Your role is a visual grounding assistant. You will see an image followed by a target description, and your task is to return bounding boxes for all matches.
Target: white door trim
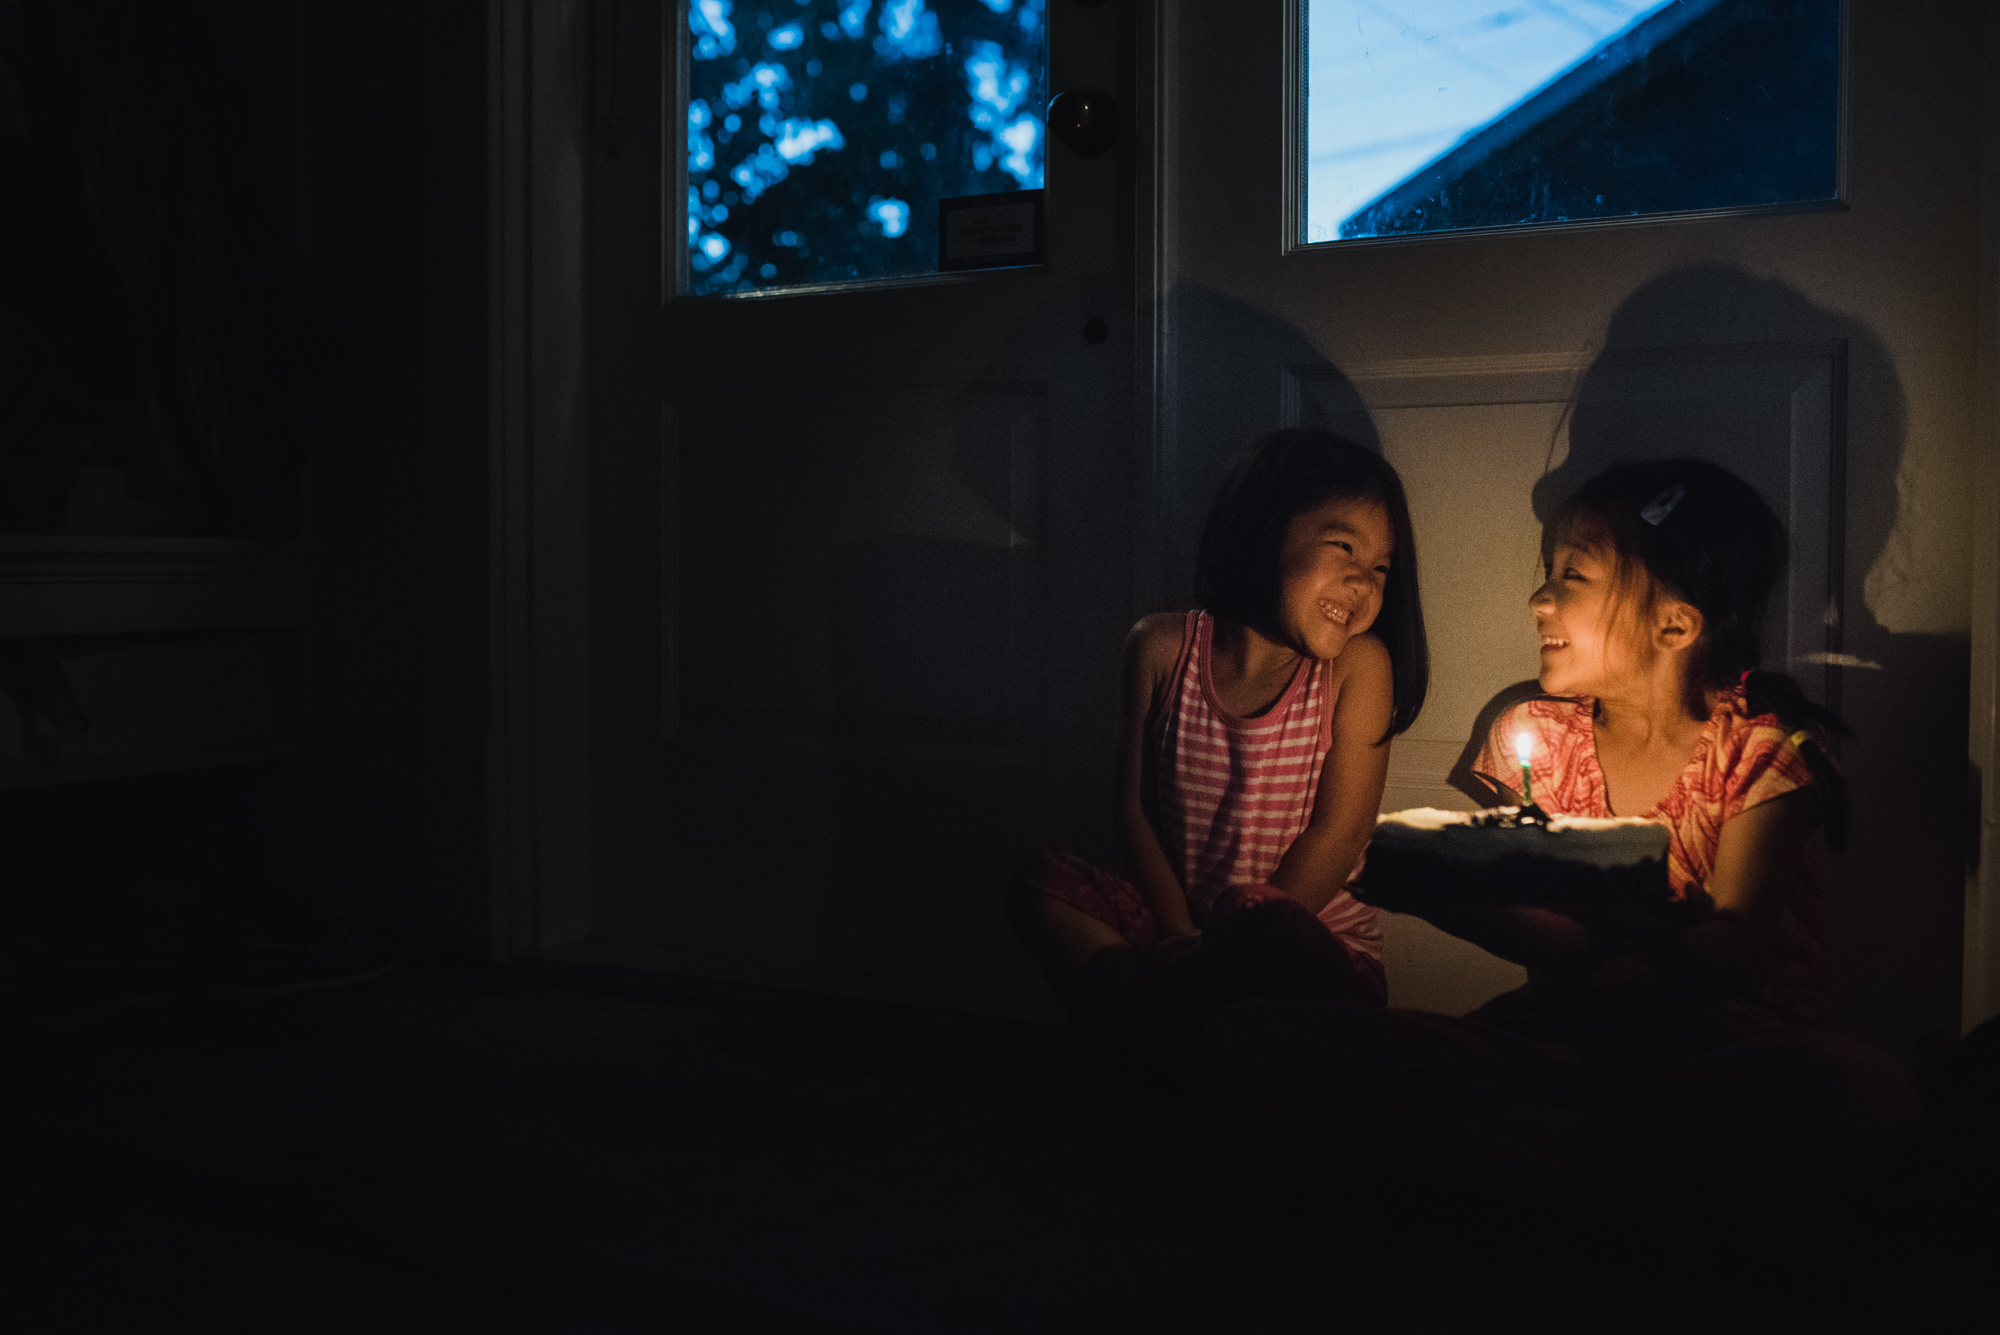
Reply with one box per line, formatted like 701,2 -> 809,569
1134,0 -> 1179,613
488,0 -> 594,959
1965,11 -> 2000,1035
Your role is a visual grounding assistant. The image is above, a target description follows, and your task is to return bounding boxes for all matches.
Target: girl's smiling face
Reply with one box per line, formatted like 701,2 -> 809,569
1532,522 -> 1648,697
1274,496 -> 1393,660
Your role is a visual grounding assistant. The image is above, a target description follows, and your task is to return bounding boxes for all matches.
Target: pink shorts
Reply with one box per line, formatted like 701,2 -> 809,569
1015,850 -> 1386,1007
1017,850 -> 1165,947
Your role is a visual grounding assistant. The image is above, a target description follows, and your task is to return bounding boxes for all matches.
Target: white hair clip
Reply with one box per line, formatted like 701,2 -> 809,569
1640,484 -> 1686,525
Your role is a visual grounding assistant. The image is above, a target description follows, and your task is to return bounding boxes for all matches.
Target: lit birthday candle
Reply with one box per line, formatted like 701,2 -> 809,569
1515,731 -> 1535,808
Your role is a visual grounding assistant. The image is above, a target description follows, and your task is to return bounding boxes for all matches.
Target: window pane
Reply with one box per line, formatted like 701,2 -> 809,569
686,1 -> 1048,295
1304,0 -> 1839,244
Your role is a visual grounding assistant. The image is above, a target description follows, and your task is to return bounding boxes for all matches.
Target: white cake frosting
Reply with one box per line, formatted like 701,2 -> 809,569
1372,807 -> 1670,870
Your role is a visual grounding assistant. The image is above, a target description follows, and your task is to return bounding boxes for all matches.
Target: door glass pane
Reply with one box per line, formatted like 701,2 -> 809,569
1303,0 -> 1839,244
686,1 -> 1048,295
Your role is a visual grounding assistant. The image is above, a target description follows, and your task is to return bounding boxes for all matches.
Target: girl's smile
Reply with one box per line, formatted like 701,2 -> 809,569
1277,496 -> 1392,660
1531,530 -> 1627,698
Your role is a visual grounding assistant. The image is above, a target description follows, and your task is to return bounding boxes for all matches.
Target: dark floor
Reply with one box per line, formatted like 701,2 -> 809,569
5,958 -> 1993,1333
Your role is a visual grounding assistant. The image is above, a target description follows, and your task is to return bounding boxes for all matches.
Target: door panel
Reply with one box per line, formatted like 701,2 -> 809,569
576,1 -> 1134,1022
671,384 -> 1043,742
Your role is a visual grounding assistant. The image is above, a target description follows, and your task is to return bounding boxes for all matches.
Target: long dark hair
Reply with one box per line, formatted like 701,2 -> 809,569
1546,458 -> 1850,848
1194,429 -> 1429,739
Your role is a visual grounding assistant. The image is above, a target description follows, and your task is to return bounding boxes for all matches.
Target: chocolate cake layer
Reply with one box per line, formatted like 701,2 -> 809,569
1356,807 -> 1675,918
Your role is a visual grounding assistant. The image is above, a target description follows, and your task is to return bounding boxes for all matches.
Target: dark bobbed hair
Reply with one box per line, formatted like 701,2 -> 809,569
1546,458 -> 1850,847
1194,429 -> 1429,738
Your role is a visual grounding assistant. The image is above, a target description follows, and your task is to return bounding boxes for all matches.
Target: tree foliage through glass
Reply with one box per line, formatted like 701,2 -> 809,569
687,1 -> 1047,295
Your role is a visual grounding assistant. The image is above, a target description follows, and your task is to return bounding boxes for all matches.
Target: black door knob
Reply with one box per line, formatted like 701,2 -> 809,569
1047,89 -> 1122,159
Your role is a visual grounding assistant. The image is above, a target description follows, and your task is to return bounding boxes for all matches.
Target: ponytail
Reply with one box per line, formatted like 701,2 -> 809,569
1742,669 -> 1850,852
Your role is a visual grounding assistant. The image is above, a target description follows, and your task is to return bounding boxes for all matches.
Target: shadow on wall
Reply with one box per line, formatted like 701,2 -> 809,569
810,280 -> 1383,1012
1159,284 -> 1383,607
1457,265 -> 1962,1056
808,279 -> 1377,768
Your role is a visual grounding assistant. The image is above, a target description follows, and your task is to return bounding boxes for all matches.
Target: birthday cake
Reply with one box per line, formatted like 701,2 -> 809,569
1354,807 -> 1674,917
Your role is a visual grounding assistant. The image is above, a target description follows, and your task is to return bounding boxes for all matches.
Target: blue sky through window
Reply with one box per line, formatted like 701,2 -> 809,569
1305,0 -> 1674,241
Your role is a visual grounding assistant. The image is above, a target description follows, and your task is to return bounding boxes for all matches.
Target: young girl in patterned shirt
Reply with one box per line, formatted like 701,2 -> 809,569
1203,458 -> 1913,1238
1008,430 -> 1430,1056
1457,456 -> 1849,1022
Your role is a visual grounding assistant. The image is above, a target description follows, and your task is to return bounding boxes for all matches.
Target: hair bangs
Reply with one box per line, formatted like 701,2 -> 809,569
1196,429 -> 1429,738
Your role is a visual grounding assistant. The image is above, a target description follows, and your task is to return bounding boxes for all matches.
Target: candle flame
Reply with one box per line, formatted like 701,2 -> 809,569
1515,731 -> 1533,766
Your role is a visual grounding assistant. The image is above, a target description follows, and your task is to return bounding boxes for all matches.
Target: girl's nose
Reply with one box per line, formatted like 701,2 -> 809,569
1529,582 -> 1555,610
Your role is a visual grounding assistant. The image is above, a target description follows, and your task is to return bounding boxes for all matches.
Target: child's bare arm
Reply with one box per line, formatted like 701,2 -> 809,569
1401,901 -> 1604,974
1269,633 -> 1393,915
1116,616 -> 1199,940
1403,788 -> 1814,980
1655,788 -> 1813,990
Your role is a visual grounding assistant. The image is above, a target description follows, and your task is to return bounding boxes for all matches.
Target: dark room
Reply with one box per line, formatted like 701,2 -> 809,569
3,1 -> 1997,1329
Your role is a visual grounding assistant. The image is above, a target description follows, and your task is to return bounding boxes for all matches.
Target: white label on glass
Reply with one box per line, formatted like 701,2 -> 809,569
944,203 -> 1037,261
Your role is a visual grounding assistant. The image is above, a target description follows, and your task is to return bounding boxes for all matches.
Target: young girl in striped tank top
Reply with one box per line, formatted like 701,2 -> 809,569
1009,430 -> 1430,1052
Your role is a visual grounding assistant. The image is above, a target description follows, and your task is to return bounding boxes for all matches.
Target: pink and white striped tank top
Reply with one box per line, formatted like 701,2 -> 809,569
1152,610 -> 1382,965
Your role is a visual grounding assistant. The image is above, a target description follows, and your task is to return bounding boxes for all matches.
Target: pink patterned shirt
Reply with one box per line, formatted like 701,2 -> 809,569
1475,687 -> 1826,1022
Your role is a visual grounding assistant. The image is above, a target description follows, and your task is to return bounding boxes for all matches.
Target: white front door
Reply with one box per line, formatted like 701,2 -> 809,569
552,1 -> 1138,1021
